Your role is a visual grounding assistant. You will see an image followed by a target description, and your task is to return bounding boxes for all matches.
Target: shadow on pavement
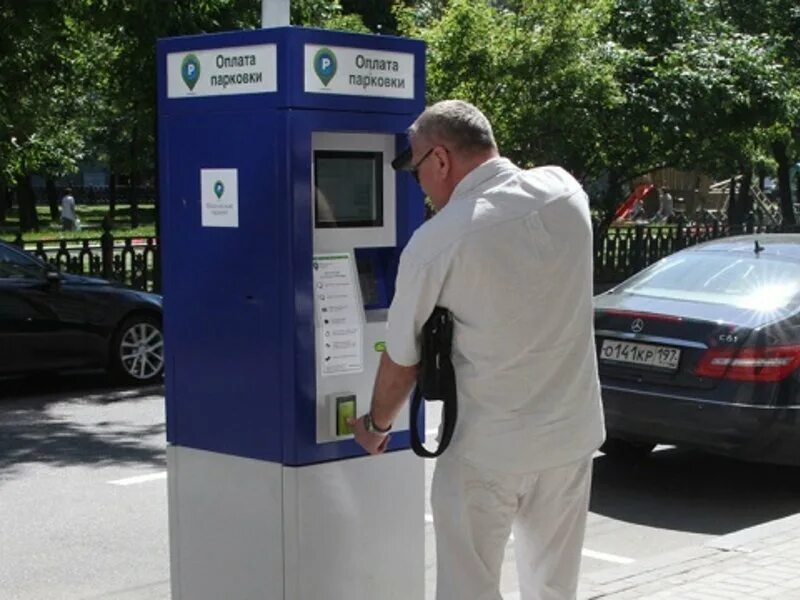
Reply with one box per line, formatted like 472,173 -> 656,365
590,447 -> 800,536
0,371 -> 162,402
0,372 -> 165,481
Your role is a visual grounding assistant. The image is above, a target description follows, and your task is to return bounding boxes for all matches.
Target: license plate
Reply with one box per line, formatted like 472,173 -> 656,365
600,339 -> 681,371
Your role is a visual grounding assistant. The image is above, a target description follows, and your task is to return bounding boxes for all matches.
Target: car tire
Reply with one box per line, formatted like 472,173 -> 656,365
600,437 -> 655,460
110,314 -> 164,385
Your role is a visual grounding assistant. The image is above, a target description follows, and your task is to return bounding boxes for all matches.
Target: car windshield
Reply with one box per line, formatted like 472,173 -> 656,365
0,245 -> 46,280
616,251 -> 800,311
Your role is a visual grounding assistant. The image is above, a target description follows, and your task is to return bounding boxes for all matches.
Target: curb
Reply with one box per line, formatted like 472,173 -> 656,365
579,513 -> 800,599
705,512 -> 800,552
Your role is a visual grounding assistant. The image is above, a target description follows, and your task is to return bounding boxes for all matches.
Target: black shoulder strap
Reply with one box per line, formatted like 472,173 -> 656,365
410,386 -> 457,458
409,306 -> 457,458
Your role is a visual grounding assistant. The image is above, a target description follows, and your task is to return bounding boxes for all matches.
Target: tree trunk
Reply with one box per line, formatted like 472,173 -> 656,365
17,175 -> 39,232
109,172 -> 117,217
726,173 -> 737,225
595,170 -> 622,238
129,127 -> 140,229
130,170 -> 140,229
737,166 -> 753,227
795,169 -> 800,208
153,98 -> 161,242
773,141 -> 795,225
0,183 -> 8,224
46,178 -> 59,222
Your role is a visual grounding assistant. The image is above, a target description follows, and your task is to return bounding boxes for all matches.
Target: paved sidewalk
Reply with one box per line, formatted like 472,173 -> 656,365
578,513 -> 800,599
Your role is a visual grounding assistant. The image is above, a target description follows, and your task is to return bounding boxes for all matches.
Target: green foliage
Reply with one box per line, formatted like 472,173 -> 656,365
2,0 -> 799,223
340,0 -> 400,34
0,2 -> 92,184
603,0 -> 796,179
402,0 -> 623,179
0,0 -> 370,192
395,0 -> 800,216
293,0 -> 370,32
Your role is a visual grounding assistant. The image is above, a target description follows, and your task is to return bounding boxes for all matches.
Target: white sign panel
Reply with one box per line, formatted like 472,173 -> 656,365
304,45 -> 414,99
167,44 -> 277,98
313,254 -> 364,376
201,169 -> 239,228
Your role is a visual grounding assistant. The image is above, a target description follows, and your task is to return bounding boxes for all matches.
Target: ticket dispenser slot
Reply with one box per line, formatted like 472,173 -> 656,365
355,247 -> 396,310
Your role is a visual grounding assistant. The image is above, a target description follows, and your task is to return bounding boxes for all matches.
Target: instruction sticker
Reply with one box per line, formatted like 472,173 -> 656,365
313,254 -> 364,376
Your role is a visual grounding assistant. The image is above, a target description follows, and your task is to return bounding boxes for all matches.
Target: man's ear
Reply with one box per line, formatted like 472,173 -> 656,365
434,146 -> 450,178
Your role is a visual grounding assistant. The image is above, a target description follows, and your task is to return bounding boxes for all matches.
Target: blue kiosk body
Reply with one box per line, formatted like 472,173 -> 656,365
157,27 -> 425,600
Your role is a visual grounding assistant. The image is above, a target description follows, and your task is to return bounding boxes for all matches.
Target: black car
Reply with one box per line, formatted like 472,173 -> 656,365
0,240 -> 163,384
594,234 -> 800,466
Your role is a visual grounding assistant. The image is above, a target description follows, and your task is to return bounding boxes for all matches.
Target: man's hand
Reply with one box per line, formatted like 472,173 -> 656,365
348,416 -> 391,455
348,352 -> 417,456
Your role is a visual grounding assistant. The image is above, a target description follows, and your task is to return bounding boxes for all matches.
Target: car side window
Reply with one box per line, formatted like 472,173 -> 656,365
0,245 -> 45,280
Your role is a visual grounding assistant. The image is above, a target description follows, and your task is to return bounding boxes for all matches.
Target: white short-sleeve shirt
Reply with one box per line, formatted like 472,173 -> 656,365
61,195 -> 76,221
386,158 -> 605,474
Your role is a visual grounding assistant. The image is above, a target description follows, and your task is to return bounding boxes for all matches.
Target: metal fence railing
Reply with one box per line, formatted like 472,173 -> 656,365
10,213 -> 797,296
594,215 -> 800,287
12,223 -> 160,293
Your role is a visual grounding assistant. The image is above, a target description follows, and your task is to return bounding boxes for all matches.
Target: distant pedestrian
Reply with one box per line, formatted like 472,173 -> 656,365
628,196 -> 646,220
652,187 -> 674,223
61,188 -> 77,231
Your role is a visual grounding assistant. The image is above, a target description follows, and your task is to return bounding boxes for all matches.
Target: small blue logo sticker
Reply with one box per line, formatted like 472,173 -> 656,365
314,48 -> 337,86
181,54 -> 200,90
214,180 -> 225,199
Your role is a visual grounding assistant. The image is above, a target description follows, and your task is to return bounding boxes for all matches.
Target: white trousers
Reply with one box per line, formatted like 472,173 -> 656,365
431,454 -> 593,600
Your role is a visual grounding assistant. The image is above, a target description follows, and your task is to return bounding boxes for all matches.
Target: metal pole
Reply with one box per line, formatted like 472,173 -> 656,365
262,0 -> 290,28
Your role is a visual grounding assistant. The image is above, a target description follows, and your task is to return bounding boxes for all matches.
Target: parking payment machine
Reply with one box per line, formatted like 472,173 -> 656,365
157,27 -> 426,600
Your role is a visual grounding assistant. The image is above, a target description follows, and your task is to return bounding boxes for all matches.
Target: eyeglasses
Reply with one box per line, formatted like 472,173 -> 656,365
410,147 -> 435,183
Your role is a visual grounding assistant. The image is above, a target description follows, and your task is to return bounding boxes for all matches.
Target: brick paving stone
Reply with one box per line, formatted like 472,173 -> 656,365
681,591 -> 735,600
684,567 -> 720,579
756,586 -> 793,599
580,514 -> 800,600
739,570 -> 794,586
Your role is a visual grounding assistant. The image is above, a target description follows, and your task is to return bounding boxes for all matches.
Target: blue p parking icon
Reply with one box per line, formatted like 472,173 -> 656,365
181,54 -> 200,90
314,48 -> 337,86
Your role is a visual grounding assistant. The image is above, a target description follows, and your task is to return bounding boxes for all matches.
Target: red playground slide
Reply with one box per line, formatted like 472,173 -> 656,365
613,183 -> 654,221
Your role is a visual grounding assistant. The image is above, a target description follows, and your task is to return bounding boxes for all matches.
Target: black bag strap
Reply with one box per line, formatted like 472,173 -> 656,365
410,386 -> 457,458
409,307 -> 457,458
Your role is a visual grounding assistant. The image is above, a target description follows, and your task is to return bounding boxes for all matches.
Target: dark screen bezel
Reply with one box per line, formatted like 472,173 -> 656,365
314,150 -> 384,229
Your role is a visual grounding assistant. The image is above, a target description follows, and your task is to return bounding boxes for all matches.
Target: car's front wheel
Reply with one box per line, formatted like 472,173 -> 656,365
111,314 -> 164,385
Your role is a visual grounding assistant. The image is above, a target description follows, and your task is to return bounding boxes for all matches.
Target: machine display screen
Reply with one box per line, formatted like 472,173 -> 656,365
314,151 -> 383,228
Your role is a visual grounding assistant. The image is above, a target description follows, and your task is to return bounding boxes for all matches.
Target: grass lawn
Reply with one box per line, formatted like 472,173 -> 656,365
0,204 -> 157,242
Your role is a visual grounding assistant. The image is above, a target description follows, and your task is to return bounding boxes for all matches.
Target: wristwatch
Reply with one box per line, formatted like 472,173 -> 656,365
363,412 -> 392,434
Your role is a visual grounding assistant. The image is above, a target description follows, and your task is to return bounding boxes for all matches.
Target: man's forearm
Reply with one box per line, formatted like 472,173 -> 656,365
369,351 -> 418,429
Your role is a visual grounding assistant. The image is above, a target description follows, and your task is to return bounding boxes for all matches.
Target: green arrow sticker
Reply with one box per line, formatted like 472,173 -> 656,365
213,180 -> 225,199
314,48 -> 337,86
181,54 -> 200,91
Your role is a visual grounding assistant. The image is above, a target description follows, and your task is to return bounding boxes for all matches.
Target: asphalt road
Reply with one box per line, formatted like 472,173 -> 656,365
2,375 -> 799,600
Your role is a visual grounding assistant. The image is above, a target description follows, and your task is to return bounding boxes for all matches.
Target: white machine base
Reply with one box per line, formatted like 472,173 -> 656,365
168,445 -> 425,600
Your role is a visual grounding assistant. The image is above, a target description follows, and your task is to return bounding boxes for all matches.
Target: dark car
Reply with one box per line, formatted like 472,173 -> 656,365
594,234 -> 800,466
0,240 -> 163,384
